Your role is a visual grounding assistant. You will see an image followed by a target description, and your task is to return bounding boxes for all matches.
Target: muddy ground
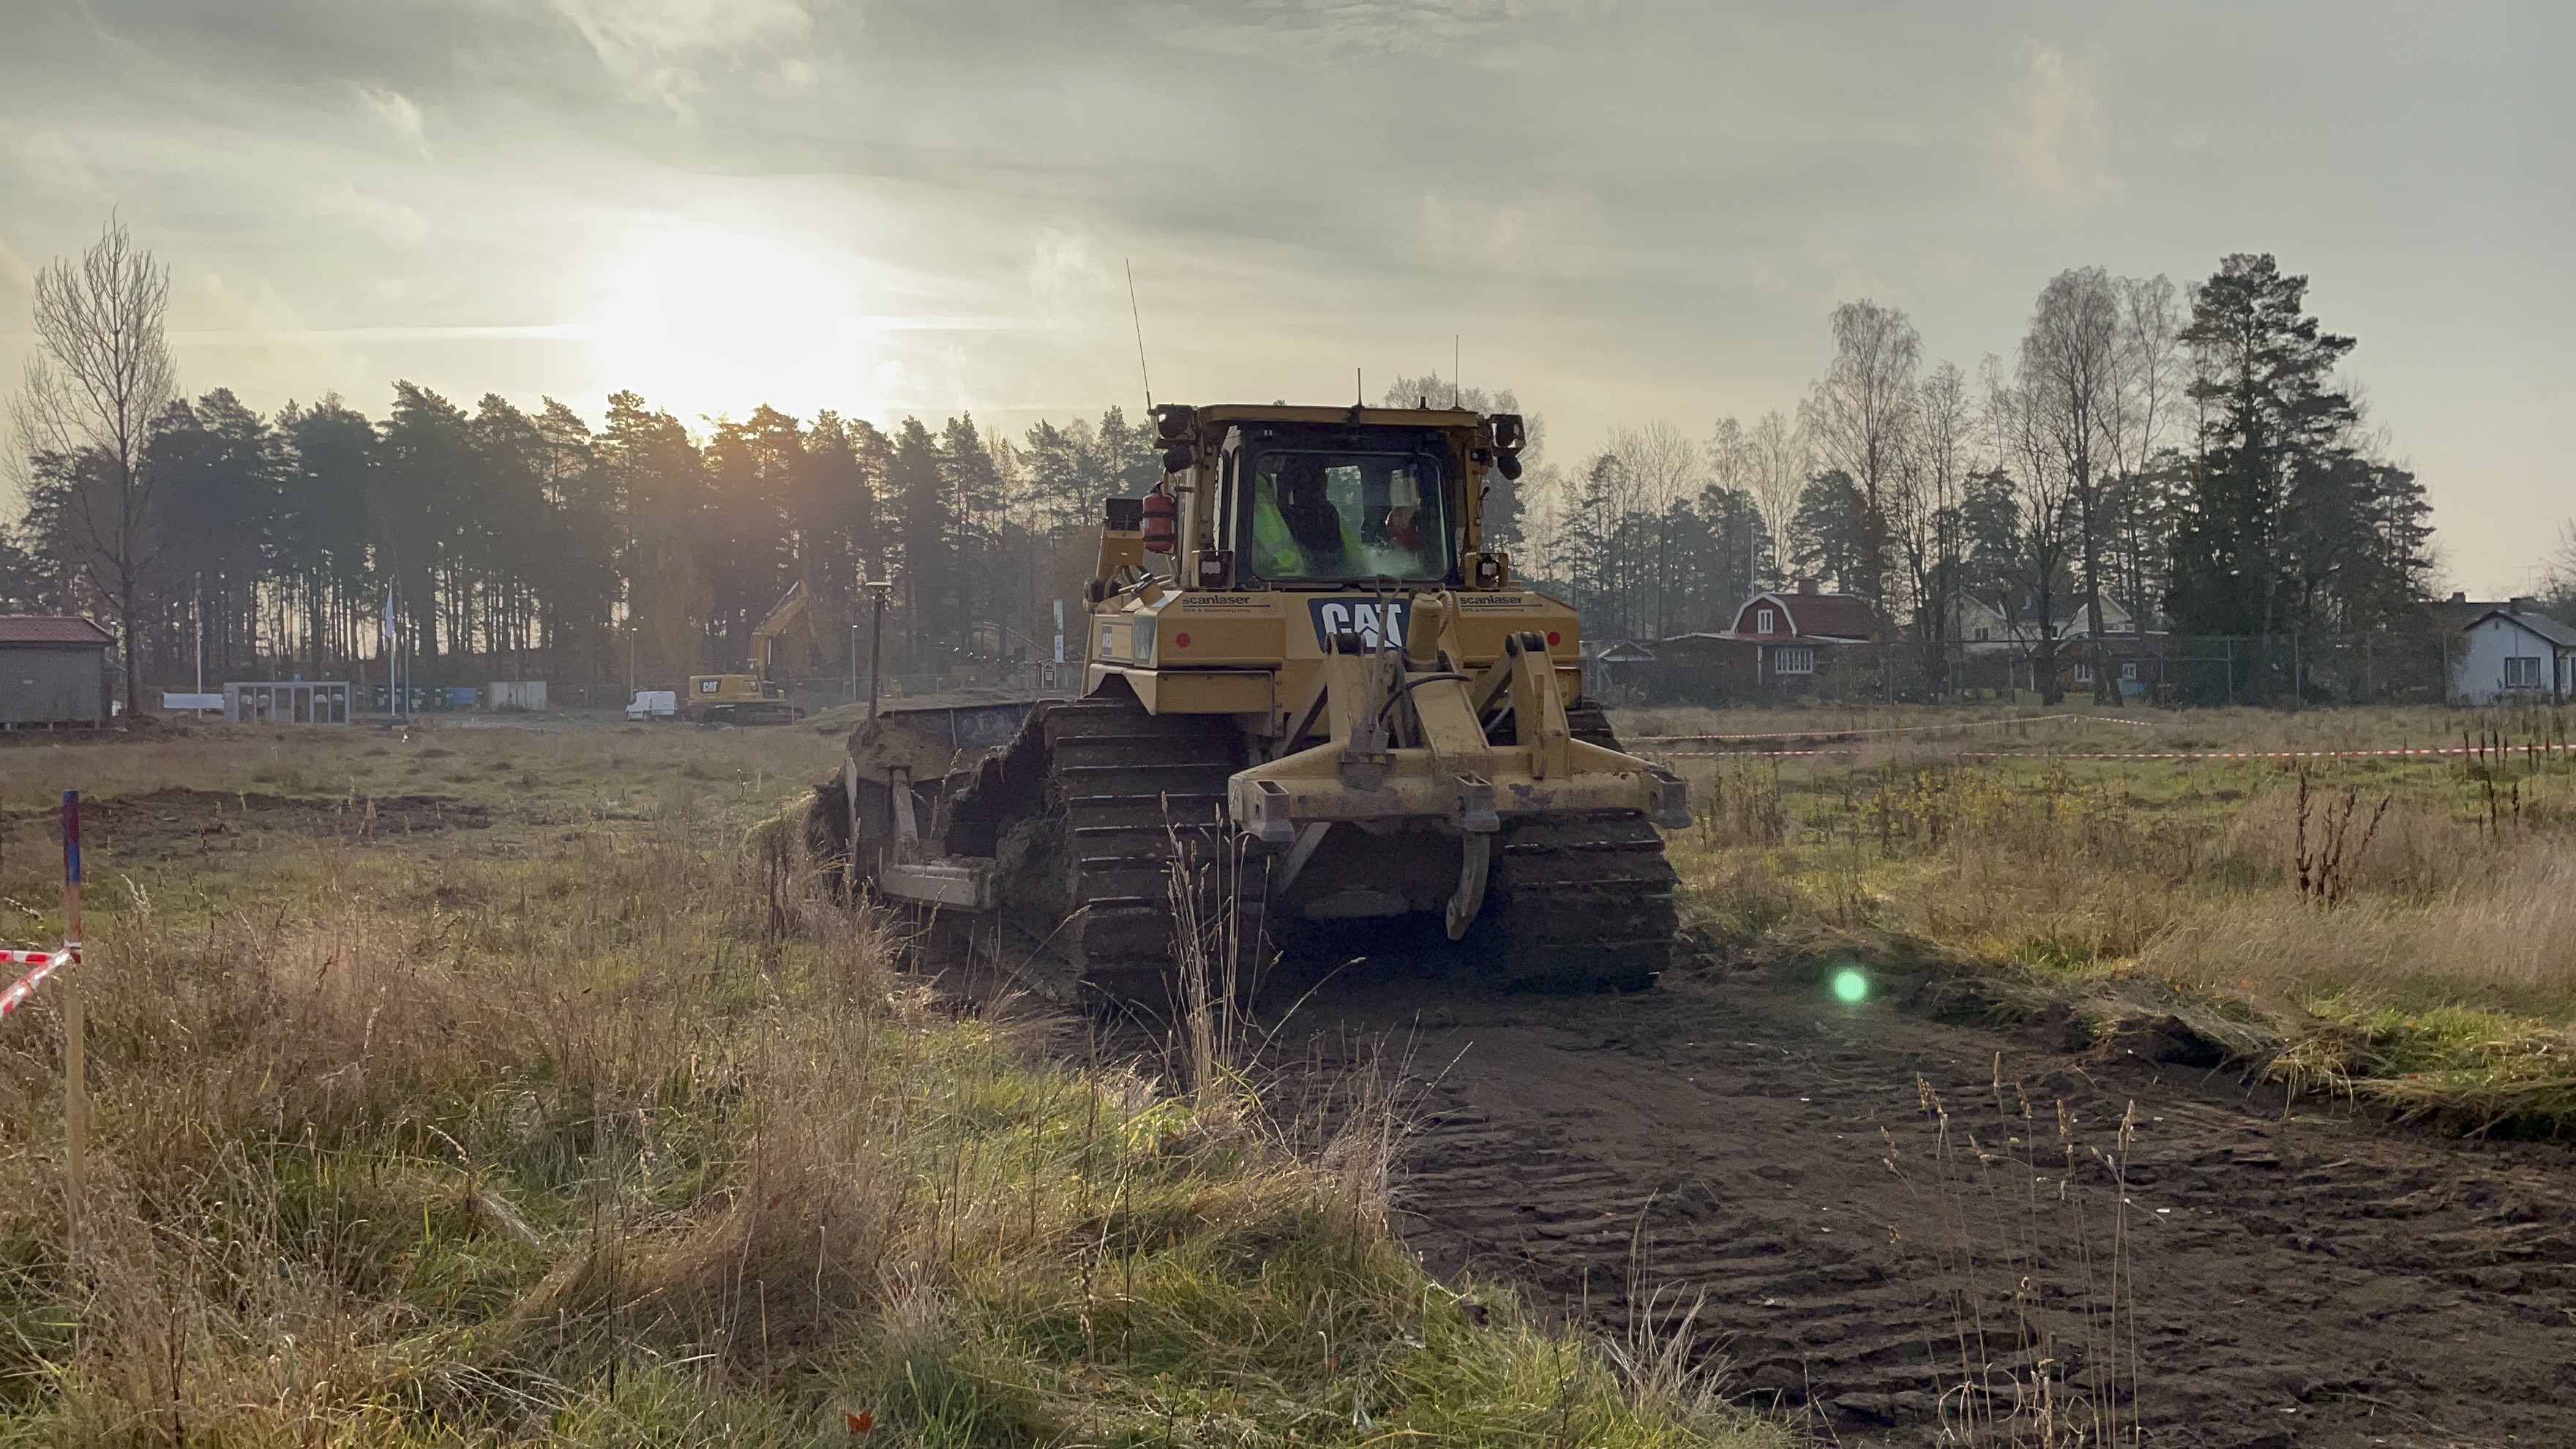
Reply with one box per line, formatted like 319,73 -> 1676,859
1261,961 -> 2576,1448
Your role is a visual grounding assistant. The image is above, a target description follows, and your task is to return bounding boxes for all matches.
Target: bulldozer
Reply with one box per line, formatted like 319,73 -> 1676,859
806,402 -> 1688,995
686,581 -> 813,725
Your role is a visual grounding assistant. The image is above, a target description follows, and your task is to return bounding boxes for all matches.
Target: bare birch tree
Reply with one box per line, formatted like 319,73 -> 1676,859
1745,409 -> 1806,586
1800,301 -> 1919,616
2108,274 -> 2185,628
1983,353 -> 2081,704
12,220 -> 176,717
2021,268 -> 2122,700
1897,360 -> 1977,694
1707,415 -> 1762,595
1603,420 -> 1703,639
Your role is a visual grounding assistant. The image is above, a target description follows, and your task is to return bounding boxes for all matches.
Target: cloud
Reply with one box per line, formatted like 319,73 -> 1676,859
0,126 -> 114,207
168,268 -> 370,393
312,182 -> 427,244
1025,226 -> 1109,307
353,83 -> 430,155
1156,0 -> 1603,59
2007,38 -> 2111,203
1419,192 -> 1534,274
548,0 -> 823,111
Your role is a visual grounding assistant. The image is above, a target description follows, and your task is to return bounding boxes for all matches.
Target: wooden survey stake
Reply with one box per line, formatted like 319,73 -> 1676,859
61,790 -> 81,1257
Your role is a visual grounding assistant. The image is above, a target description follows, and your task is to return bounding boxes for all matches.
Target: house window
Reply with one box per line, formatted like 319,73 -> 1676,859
2073,659 -> 2093,684
1756,607 -> 1775,634
1974,626 -> 1990,642
2505,656 -> 2542,689
1773,647 -> 1815,675
2121,662 -> 2138,681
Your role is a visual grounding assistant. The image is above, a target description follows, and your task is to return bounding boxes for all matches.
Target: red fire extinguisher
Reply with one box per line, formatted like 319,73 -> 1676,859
1141,488 -> 1176,555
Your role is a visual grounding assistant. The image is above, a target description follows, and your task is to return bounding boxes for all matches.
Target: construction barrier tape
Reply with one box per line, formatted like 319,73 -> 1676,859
1643,742 -> 2576,761
1630,713 -> 2157,744
0,948 -> 75,1020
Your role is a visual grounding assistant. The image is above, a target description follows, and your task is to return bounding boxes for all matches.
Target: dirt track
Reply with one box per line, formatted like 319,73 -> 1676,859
1267,961 -> 2576,1448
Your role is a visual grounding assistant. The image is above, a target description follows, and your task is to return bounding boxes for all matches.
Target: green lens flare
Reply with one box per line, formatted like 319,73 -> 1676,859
1831,968 -> 1868,1004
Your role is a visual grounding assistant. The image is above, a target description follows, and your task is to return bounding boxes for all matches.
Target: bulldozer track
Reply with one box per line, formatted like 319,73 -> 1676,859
921,691 -> 1680,997
1021,686 -> 1243,997
1457,702 -> 1679,992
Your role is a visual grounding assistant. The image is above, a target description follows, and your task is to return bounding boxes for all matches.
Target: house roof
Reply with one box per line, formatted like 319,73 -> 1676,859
1771,592 -> 1876,640
2429,596 -> 2549,632
2468,607 -> 2576,650
0,617 -> 112,647
1959,591 -> 2138,627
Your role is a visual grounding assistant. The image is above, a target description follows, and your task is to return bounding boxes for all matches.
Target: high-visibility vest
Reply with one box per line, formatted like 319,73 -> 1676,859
1250,476 -> 1360,577
1251,479 -> 1305,575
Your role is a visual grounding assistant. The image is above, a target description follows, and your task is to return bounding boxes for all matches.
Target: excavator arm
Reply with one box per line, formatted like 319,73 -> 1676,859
749,581 -> 812,681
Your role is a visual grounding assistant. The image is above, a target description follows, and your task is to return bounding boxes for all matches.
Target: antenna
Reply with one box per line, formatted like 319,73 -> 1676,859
1355,367 -> 1363,406
1125,258 -> 1153,412
1453,334 -> 1461,408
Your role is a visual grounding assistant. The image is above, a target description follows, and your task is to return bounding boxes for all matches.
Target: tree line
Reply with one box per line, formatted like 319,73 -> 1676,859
7,224 -> 1167,712
1508,253 -> 2438,703
8,224 -> 2446,714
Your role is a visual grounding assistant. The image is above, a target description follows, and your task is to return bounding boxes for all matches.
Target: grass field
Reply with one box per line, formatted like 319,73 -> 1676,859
0,719 -> 1783,1448
1624,701 -> 2576,1135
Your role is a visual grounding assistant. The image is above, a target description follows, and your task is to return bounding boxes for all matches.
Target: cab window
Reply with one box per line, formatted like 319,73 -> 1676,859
1242,449 -> 1450,583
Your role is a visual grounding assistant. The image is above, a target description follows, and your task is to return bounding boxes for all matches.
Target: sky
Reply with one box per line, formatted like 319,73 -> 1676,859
1,0 -> 2568,593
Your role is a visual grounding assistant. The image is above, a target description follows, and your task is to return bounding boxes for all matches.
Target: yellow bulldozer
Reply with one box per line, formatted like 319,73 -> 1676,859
685,581 -> 813,725
806,402 -> 1688,993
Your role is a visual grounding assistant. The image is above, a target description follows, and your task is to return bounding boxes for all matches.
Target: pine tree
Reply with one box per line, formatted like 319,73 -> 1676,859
888,418 -> 948,671
2168,255 -> 2358,636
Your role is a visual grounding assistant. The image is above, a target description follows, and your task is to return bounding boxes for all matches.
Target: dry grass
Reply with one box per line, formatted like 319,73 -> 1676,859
0,719 -> 1785,1446
1641,704 -> 2576,1135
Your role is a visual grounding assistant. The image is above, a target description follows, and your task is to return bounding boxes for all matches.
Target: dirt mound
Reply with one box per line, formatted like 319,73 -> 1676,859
1271,965 -> 2576,1447
40,787 -> 492,858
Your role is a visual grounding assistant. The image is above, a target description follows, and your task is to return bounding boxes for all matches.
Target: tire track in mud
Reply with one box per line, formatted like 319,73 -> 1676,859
1272,967 -> 2576,1448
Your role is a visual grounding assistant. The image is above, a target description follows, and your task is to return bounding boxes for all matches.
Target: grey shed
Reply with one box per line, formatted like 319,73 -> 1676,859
0,618 -> 115,728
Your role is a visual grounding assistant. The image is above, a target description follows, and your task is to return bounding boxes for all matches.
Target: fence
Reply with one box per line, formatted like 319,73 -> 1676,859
1601,629 -> 2452,709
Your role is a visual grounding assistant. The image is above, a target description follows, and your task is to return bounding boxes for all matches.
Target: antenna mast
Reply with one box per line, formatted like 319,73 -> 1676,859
1125,259 -> 1153,412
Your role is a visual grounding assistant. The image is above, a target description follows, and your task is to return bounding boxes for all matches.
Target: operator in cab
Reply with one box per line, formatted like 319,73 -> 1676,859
1248,452 -> 1443,581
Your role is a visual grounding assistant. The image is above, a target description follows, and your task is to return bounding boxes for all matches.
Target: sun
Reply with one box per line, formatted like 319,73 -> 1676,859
595,229 -> 869,419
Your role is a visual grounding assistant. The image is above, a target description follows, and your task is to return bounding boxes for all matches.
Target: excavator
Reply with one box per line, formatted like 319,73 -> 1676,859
685,581 -> 813,725
806,402 -> 1688,995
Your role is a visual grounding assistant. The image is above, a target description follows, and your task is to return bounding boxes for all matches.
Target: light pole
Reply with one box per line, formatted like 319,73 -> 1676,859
865,578 -> 893,722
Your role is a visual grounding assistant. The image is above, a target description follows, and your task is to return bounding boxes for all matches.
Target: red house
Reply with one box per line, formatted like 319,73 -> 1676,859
1642,581 -> 1878,698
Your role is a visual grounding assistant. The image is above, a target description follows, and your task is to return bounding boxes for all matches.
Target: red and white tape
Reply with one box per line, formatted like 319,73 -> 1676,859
1630,713 -> 2156,744
0,948 -> 75,1019
1644,742 -> 2576,762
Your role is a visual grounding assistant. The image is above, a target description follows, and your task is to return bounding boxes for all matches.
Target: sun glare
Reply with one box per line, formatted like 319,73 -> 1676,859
596,229 -> 869,419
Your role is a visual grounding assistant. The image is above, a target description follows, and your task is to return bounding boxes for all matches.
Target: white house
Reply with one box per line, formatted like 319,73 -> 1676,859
2444,599 -> 2576,705
1951,591 -> 2144,655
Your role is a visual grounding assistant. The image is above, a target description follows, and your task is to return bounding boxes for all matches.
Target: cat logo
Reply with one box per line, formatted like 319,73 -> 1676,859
1306,598 -> 1409,651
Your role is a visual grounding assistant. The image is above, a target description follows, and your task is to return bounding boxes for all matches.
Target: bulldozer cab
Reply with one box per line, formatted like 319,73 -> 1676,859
1230,425 -> 1456,585
1156,404 -> 1513,594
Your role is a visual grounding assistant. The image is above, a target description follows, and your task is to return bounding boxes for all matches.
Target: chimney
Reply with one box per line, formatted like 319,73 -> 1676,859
1796,577 -> 1819,596
2451,591 -> 2468,604
2512,596 -> 2536,615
